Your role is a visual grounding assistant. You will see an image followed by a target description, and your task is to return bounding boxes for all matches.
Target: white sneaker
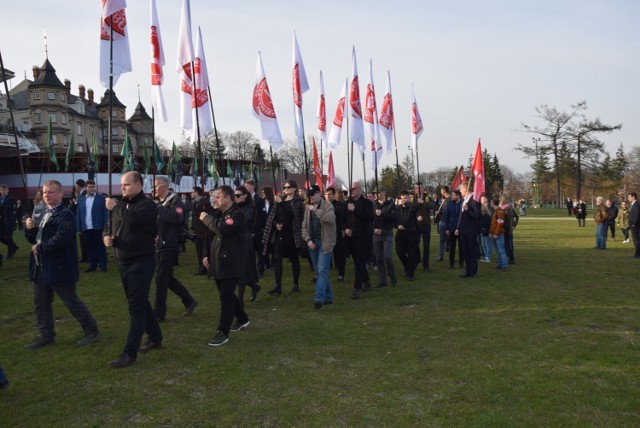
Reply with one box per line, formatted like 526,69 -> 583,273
623,239 -> 629,243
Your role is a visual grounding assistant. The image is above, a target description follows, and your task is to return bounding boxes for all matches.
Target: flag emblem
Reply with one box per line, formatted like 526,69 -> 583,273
253,78 -> 276,118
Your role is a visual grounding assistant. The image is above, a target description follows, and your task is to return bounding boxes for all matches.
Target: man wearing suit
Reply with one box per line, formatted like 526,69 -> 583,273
457,183 -> 481,278
245,179 -> 266,276
76,180 -> 108,272
628,192 -> 640,259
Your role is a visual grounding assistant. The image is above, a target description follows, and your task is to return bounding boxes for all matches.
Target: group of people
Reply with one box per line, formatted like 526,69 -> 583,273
5,174 -> 640,374
592,193 -> 640,255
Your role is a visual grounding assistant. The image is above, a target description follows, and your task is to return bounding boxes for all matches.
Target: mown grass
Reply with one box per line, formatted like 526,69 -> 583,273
1,208 -> 639,427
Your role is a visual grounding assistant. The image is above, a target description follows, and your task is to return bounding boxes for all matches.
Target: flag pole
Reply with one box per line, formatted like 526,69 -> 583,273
107,15 -> 114,197
0,50 -> 30,209
361,150 -> 367,194
391,116 -> 401,190
374,150 -> 379,195
190,60 -> 205,187
299,116 -> 310,190
270,145 -> 277,194
151,107 -> 157,197
207,85 -> 223,189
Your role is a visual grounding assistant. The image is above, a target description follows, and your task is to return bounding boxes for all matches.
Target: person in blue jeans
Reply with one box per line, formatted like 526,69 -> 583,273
302,185 -> 336,309
490,199 -> 508,271
0,365 -> 8,389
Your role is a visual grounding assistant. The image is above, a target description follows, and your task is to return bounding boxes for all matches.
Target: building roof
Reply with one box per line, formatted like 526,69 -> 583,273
128,101 -> 152,122
7,78 -> 33,110
98,89 -> 126,108
30,59 -> 65,89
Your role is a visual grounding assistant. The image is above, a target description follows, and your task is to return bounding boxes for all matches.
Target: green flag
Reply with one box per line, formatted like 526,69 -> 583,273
154,143 -> 165,173
143,140 -> 151,178
121,133 -> 136,173
191,156 -> 199,178
45,118 -> 59,171
167,141 -> 181,176
65,133 -> 75,172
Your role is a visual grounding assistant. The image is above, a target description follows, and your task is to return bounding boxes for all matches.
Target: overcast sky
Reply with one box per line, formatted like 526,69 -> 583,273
2,0 -> 639,182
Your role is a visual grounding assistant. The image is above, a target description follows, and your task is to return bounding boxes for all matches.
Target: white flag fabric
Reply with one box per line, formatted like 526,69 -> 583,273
100,0 -> 132,88
379,70 -> 394,154
349,47 -> 365,154
192,27 -> 214,140
150,0 -> 167,121
176,0 -> 194,132
317,70 -> 327,150
292,31 -> 310,148
411,84 -> 424,152
328,78 -> 347,150
364,59 -> 382,170
253,52 -> 284,150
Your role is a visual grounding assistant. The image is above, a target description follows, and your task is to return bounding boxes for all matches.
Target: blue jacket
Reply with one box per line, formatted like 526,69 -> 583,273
443,199 -> 461,232
26,205 -> 79,286
76,193 -> 109,232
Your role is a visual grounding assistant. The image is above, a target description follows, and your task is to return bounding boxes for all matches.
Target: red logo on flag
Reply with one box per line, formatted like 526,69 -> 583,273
104,10 -> 127,38
293,64 -> 302,108
151,26 -> 162,85
333,97 -> 345,127
253,78 -> 276,119
364,84 -> 375,124
350,77 -> 362,119
318,95 -> 326,132
379,94 -> 393,129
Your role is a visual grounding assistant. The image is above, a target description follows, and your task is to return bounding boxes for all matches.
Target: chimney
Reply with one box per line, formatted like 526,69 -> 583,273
87,89 -> 94,105
79,85 -> 86,100
64,79 -> 71,94
32,66 -> 41,80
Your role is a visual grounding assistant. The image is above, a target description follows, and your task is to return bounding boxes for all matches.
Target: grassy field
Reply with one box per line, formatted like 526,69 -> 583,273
1,208 -> 639,427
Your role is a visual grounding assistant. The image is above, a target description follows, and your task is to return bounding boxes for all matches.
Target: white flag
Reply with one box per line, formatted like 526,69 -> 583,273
349,47 -> 365,154
176,0 -> 194,132
379,70 -> 394,154
317,70 -> 327,150
192,27 -> 214,140
253,52 -> 283,150
100,0 -> 131,88
150,0 -> 166,121
364,59 -> 382,170
328,78 -> 347,150
292,31 -> 309,148
411,84 -> 424,152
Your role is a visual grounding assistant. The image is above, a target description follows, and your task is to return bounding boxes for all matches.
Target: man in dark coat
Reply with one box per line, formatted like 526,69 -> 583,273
0,184 -> 19,263
457,183 -> 481,278
627,192 -> 640,258
200,185 -> 250,347
345,181 -> 374,300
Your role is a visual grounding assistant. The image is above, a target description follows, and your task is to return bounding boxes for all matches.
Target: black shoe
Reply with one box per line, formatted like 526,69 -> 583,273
25,337 -> 55,350
314,300 -> 323,309
85,267 -> 97,273
77,331 -> 101,346
140,340 -> 162,354
310,277 -> 317,283
406,276 -> 415,282
436,257 -> 443,262
290,284 -> 300,293
351,289 -> 360,300
109,353 -> 136,368
448,265 -> 454,269
208,331 -> 229,347
362,282 -> 371,292
375,283 -> 387,288
230,320 -> 250,332
423,267 -> 430,273
268,285 -> 282,295
250,285 -> 261,302
460,274 -> 471,278
79,258 -> 88,263
183,300 -> 199,317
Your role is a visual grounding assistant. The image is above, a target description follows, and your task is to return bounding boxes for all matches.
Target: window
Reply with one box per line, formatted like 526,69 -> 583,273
35,113 -> 41,123
51,135 -> 58,145
77,144 -> 84,153
112,110 -> 117,117
121,128 -> 125,136
49,113 -> 56,123
77,124 -> 83,136
112,128 -> 118,136
63,135 -> 68,146
60,94 -> 65,102
112,144 -> 120,153
34,92 -> 41,100
48,92 -> 55,100
61,114 -> 67,124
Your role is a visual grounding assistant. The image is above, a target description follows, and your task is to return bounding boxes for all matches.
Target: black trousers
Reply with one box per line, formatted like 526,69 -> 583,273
417,228 -> 431,269
395,236 -> 419,277
0,225 -> 17,254
155,250 -> 195,320
460,233 -> 479,276
332,237 -> 346,277
33,271 -> 98,340
632,226 -> 640,257
119,255 -> 162,359
216,278 -> 248,336
84,229 -> 107,270
194,236 -> 207,274
273,237 -> 301,286
448,233 -> 464,267
346,235 -> 370,289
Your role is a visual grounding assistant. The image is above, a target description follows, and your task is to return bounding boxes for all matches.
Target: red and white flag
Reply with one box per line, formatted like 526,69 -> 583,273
364,59 -> 382,170
450,165 -> 467,191
176,0 -> 194,132
192,27 -> 213,139
349,47 -> 365,154
411,84 -> 423,153
379,70 -> 394,154
327,150 -> 336,188
253,52 -> 283,150
312,138 -> 323,189
292,31 -> 309,148
328,78 -> 347,150
317,70 -> 327,150
471,138 -> 485,202
100,0 -> 131,88
150,0 -> 166,121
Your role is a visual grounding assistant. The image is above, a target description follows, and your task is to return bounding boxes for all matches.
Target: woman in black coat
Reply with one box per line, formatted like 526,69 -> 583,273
235,186 -> 261,302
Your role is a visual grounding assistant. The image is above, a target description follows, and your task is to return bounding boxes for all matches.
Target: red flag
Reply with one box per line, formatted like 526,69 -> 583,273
312,138 -> 322,189
450,165 -> 467,190
100,0 -> 131,88
150,0 -> 167,121
411,84 -> 423,152
327,151 -> 336,188
471,138 -> 485,202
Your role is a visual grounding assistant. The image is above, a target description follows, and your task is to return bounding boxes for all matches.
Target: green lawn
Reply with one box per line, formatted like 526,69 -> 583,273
1,213 -> 639,426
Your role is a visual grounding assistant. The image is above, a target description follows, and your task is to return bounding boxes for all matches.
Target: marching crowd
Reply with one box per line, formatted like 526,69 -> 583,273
1,176 -> 639,375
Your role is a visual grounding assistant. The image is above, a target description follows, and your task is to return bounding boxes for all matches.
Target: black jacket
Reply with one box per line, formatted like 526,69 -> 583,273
396,203 -> 419,240
156,192 -> 185,252
458,197 -> 481,236
373,199 -> 397,231
202,203 -> 247,280
344,195 -> 374,238
26,205 -> 79,285
629,201 -> 640,229
105,191 -> 158,262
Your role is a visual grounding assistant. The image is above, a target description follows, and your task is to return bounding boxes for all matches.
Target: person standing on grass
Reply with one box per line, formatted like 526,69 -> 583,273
458,183 -> 481,278
24,180 -> 100,350
345,181 -> 374,299
200,186 -> 250,347
499,196 -> 519,265
395,190 -> 420,282
104,171 -> 162,368
434,186 -> 452,263
480,203 -> 492,263
372,190 -> 398,288
190,186 -> 213,275
489,198 -> 508,271
76,180 -> 109,273
325,187 -> 347,282
0,184 -> 19,264
153,176 -> 198,322
576,199 -> 587,227
617,201 -> 630,243
627,192 -> 640,258
302,185 -> 336,309
443,190 -> 464,270
234,185 -> 261,303
594,196 -> 609,250
605,199 -> 618,241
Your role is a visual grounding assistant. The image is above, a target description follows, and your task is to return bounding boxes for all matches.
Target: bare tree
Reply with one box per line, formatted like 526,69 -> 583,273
277,138 -> 311,174
224,130 -> 260,161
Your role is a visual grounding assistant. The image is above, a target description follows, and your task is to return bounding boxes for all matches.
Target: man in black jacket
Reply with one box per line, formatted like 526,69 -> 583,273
153,177 -> 198,322
395,191 -> 420,281
190,186 -> 212,275
457,183 -> 481,278
345,181 -> 374,299
0,184 -> 19,263
628,192 -> 640,258
104,171 -> 162,368
200,185 -> 250,347
325,187 -> 346,281
373,190 -> 398,287
24,180 -> 100,349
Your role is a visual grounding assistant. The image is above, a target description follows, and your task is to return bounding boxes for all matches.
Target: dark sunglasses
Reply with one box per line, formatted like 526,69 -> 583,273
283,186 -> 292,189
234,194 -> 244,198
